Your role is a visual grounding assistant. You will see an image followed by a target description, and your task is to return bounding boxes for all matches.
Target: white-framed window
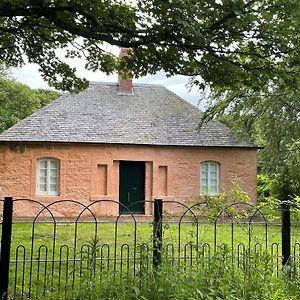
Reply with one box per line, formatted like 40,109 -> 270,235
37,158 -> 60,195
200,162 -> 220,195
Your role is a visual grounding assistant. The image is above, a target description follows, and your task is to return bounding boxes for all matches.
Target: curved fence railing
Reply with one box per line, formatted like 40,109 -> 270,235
0,197 -> 299,299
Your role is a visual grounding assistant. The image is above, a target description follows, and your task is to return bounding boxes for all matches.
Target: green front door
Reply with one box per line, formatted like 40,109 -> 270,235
119,161 -> 145,214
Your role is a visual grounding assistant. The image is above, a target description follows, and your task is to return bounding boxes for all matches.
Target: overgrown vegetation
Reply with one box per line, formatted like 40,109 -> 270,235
81,254 -> 300,300
190,180 -> 252,222
16,247 -> 300,300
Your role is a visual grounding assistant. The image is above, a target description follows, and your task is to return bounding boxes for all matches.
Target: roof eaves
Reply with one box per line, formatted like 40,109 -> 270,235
0,139 -> 261,149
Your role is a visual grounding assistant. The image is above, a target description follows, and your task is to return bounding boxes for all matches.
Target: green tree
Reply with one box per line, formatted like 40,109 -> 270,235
0,0 -> 299,96
0,74 -> 60,132
218,89 -> 300,200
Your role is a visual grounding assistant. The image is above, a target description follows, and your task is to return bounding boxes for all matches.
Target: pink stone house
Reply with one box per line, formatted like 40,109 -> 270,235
0,74 -> 257,216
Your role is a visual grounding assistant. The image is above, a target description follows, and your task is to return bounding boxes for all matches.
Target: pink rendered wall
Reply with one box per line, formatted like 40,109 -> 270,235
0,143 -> 257,217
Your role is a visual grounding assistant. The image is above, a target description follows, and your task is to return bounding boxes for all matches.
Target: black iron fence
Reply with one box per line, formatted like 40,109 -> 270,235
0,197 -> 299,299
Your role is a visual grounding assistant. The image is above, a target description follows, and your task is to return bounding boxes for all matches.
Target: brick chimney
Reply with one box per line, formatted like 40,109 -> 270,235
118,48 -> 133,94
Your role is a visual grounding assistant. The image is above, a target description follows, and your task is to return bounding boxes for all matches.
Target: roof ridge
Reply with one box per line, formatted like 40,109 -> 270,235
89,81 -> 165,88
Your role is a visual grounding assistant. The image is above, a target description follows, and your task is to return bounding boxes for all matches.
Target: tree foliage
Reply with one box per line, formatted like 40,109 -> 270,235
219,90 -> 300,199
0,0 -> 299,95
1,1 -> 299,197
0,73 -> 60,133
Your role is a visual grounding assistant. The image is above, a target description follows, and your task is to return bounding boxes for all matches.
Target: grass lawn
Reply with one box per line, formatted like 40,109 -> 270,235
7,221 -> 283,258
2,219 -> 300,299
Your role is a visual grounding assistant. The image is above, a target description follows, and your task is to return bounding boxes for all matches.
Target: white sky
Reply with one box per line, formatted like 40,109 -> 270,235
11,46 -> 205,109
11,44 -> 207,108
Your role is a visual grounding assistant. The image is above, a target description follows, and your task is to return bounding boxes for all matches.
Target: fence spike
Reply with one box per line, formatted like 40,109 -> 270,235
0,197 -> 13,300
153,199 -> 163,268
282,201 -> 291,269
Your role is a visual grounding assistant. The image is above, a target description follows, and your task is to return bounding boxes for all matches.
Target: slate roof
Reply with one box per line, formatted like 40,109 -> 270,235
0,82 -> 255,148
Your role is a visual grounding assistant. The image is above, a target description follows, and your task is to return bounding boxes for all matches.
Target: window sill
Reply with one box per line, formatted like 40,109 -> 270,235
36,194 -> 60,197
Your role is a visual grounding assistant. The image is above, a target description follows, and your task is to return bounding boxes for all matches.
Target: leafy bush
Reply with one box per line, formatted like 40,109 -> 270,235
257,174 -> 273,200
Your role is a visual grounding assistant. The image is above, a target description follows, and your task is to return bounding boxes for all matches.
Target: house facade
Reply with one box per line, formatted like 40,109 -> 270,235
0,77 -> 257,217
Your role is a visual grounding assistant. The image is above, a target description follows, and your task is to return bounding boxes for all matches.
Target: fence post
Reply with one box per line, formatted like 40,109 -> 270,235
281,200 -> 291,268
153,199 -> 163,269
0,197 -> 13,300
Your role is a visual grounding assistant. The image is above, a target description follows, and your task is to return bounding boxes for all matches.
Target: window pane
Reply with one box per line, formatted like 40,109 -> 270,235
211,179 -> 217,185
210,172 -> 217,180
201,178 -> 208,185
210,164 -> 217,172
50,161 -> 58,169
40,168 -> 47,174
210,186 -> 218,194
202,186 -> 208,193
40,169 -> 47,177
50,169 -> 57,177
50,184 -> 57,192
40,161 -> 47,169
39,176 -> 47,184
50,177 -> 57,184
39,183 -> 47,192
